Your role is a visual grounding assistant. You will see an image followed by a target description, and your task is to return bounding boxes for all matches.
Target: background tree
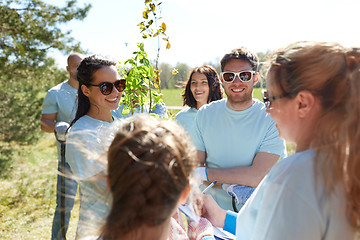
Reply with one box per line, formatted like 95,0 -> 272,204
0,0 -> 91,173
172,62 -> 190,86
120,0 -> 171,116
256,51 -> 272,88
159,62 -> 172,89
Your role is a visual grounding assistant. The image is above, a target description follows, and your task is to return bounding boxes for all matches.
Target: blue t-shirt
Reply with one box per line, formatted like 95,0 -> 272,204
175,107 -> 198,139
66,115 -> 116,238
223,149 -> 354,239
42,81 -> 77,159
42,81 -> 77,123
192,98 -> 286,210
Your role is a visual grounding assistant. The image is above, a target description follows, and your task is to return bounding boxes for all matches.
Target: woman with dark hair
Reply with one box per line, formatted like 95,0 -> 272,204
176,65 -> 222,138
65,55 -> 126,239
101,115 -> 215,240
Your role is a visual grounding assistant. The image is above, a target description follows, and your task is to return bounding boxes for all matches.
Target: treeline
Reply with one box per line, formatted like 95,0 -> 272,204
0,0 -> 91,175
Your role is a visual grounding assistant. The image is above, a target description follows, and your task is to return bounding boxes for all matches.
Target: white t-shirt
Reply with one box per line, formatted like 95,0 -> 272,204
175,106 -> 198,139
42,81 -> 78,158
235,149 -> 355,240
42,81 -> 77,123
66,115 -> 116,238
192,98 -> 286,210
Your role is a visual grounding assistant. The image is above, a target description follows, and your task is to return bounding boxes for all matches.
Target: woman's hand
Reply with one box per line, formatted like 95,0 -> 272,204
201,194 -> 227,228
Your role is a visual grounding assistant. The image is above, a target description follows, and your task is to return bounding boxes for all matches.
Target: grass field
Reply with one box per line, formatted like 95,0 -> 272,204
0,87 -> 295,239
0,135 -> 79,239
161,87 -> 264,107
161,87 -> 266,116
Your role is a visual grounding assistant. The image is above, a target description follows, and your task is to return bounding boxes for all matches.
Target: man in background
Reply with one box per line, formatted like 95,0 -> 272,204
41,52 -> 83,239
193,48 -> 286,211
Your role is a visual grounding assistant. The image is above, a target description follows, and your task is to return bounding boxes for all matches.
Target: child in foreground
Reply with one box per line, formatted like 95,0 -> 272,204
102,115 -> 215,240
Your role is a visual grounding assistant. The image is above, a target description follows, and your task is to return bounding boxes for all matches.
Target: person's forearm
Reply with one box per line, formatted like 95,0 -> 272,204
206,166 -> 264,187
40,119 -> 56,133
206,152 -> 279,187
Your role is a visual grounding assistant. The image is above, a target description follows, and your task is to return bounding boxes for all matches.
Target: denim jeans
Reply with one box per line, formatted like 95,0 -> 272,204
51,160 -> 78,240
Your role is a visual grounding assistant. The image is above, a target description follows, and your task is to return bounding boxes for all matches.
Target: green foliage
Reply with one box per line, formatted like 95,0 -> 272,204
0,0 -> 90,145
0,0 -> 90,176
159,62 -> 172,89
137,0 -> 172,92
0,134 -> 78,239
255,51 -> 272,88
120,43 -> 164,116
172,62 -> 191,85
138,0 -> 170,50
0,0 -> 91,68
119,0 -> 172,117
0,142 -> 13,177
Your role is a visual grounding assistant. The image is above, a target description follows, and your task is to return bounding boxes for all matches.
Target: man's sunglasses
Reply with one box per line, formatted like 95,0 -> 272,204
221,71 -> 256,83
88,79 -> 126,95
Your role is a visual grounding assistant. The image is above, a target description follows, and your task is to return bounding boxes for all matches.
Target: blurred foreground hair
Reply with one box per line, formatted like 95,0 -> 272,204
102,115 -> 197,239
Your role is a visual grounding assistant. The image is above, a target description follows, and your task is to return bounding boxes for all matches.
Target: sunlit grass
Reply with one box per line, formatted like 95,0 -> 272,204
0,134 -> 79,239
161,88 -> 183,107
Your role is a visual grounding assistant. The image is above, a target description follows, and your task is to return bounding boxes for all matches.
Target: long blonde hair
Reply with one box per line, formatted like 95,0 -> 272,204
268,42 -> 360,231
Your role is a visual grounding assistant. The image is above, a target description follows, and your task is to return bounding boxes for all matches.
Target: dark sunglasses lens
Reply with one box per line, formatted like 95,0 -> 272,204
114,79 -> 126,92
223,73 -> 235,82
262,90 -> 270,109
265,101 -> 271,109
239,72 -> 252,81
99,82 -> 113,95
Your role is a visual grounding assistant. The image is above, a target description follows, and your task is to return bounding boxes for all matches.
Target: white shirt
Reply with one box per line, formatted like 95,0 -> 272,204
236,149 -> 355,240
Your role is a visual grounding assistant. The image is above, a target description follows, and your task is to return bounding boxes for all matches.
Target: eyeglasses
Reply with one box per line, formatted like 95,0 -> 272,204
261,89 -> 292,110
221,71 -> 256,83
88,79 -> 126,95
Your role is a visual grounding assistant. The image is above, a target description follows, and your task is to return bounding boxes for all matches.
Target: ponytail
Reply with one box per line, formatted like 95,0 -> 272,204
343,48 -> 360,230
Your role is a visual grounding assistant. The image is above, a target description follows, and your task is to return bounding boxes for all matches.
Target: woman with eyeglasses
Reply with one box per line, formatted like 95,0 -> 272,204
100,114 -> 215,240
176,65 -> 223,138
65,55 -> 126,239
201,41 -> 360,239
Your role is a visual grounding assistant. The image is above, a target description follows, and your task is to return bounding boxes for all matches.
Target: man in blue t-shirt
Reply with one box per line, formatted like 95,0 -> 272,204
41,52 -> 83,239
192,48 -> 286,211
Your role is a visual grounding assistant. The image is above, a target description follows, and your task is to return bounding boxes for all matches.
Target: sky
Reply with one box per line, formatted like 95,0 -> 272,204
47,0 -> 360,70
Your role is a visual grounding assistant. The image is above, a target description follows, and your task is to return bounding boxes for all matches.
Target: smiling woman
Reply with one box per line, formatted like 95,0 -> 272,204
175,65 -> 223,139
65,55 -> 126,239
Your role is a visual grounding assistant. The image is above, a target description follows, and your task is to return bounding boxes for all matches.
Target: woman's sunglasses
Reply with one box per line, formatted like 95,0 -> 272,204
88,79 -> 126,95
261,89 -> 293,110
221,71 -> 255,83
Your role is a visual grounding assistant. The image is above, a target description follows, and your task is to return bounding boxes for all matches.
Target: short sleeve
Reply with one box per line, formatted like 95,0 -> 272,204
258,120 -> 287,158
192,111 -> 206,152
42,90 -> 58,114
175,111 -> 184,125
